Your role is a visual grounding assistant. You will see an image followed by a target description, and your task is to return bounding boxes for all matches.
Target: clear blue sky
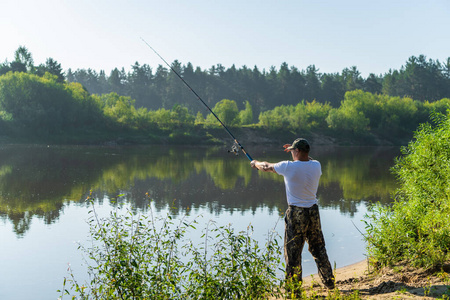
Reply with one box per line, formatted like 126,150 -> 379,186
2,0 -> 449,77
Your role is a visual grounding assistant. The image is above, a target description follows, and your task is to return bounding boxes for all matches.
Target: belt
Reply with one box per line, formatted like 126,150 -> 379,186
288,204 -> 317,210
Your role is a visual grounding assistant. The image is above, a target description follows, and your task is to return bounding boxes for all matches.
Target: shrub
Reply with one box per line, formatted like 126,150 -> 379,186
0,72 -> 104,134
258,101 -> 331,132
238,100 -> 253,125
365,112 -> 450,269
205,99 -> 240,127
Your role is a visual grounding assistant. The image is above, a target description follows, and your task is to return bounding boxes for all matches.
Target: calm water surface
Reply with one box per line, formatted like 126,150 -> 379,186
0,144 -> 400,300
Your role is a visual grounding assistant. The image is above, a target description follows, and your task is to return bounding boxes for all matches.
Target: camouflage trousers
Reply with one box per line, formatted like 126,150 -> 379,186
284,204 -> 335,288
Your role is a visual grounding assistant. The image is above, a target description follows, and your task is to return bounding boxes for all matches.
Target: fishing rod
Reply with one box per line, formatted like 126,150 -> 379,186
141,38 -> 253,161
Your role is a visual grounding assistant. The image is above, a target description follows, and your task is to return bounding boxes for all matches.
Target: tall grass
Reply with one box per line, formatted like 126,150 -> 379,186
365,112 -> 450,269
59,198 -> 284,299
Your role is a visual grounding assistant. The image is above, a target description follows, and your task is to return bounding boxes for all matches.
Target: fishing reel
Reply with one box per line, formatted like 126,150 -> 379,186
227,141 -> 240,156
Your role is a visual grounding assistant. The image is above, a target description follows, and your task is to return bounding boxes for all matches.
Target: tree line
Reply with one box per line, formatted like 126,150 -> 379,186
2,47 -> 450,117
64,55 -> 450,120
1,46 -> 449,143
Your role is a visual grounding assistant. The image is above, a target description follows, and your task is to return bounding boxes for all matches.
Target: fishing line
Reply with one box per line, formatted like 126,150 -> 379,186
141,38 -> 253,161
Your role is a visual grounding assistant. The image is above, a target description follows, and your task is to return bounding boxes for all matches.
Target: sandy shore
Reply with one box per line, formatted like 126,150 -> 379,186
303,259 -> 371,284
298,259 -> 450,299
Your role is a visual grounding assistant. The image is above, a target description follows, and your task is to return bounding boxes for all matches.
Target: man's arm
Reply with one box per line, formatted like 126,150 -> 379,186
250,160 -> 277,173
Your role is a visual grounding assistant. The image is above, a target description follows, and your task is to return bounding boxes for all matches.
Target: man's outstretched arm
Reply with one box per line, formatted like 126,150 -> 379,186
250,160 -> 277,173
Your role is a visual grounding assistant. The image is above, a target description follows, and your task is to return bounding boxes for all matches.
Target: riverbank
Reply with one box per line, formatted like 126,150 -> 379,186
0,124 -> 413,147
299,260 -> 450,299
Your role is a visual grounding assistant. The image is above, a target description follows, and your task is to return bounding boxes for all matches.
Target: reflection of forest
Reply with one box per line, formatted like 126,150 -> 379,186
0,145 -> 399,236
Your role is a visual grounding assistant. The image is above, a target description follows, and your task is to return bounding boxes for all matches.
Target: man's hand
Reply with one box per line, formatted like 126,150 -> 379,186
250,160 -> 276,173
283,144 -> 291,152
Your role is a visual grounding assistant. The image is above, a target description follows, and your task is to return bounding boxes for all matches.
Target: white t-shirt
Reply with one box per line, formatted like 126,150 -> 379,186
273,160 -> 322,208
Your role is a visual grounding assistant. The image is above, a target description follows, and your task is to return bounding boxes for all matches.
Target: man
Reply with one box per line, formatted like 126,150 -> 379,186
250,138 -> 335,289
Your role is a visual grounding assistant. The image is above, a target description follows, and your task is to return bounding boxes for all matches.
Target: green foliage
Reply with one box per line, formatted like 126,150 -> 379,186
300,100 -> 332,129
65,54 -> 450,116
0,70 -> 196,139
35,58 -> 65,82
94,93 -> 196,131
99,93 -> 139,128
184,222 -> 282,299
258,105 -> 291,131
289,100 -> 331,131
150,108 -> 173,129
60,201 -> 283,299
14,46 -> 34,72
258,100 -> 331,132
325,90 -> 450,138
205,99 -> 239,127
365,112 -> 450,269
326,95 -> 370,134
422,98 -> 450,118
378,95 -> 418,136
2,46 -> 450,144
194,111 -> 205,125
172,104 -> 195,126
149,107 -> 194,130
3,47 -> 450,119
0,72 -> 104,135
383,55 -> 447,101
238,100 -> 253,125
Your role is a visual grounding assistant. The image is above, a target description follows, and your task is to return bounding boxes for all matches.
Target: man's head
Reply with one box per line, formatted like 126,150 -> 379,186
284,138 -> 310,153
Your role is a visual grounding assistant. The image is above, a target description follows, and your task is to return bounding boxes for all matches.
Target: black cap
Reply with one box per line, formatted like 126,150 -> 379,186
285,138 -> 310,152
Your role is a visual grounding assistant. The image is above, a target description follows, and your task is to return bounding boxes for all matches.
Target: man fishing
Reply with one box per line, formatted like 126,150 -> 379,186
250,138 -> 335,290
143,41 -> 333,289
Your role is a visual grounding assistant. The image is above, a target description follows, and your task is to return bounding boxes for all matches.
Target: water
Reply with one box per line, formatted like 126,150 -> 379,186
0,144 -> 400,300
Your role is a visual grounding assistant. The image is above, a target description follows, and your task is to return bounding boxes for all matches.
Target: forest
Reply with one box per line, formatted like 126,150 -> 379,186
1,46 -> 449,145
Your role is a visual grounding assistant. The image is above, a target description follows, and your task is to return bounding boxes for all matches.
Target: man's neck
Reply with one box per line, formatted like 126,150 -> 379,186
294,152 -> 310,162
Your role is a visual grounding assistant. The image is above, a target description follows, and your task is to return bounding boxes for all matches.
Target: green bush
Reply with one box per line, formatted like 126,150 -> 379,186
0,72 -> 104,135
238,100 -> 253,125
365,111 -> 450,269
205,99 -> 240,127
258,105 -> 291,131
258,100 -> 331,132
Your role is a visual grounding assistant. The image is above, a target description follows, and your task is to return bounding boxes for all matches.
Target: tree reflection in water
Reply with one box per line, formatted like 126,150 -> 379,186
0,144 -> 400,236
